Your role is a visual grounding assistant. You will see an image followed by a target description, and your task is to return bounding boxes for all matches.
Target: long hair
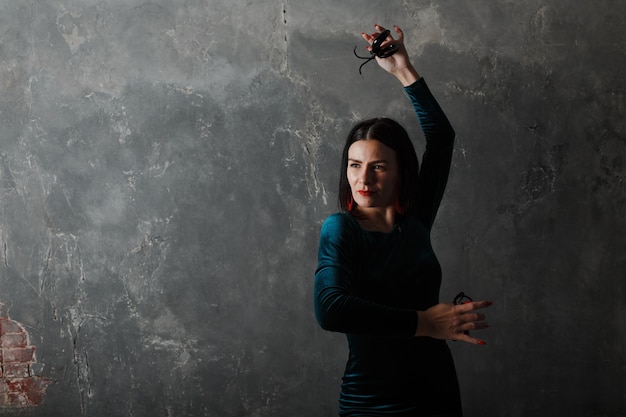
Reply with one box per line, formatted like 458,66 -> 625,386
338,117 -> 420,215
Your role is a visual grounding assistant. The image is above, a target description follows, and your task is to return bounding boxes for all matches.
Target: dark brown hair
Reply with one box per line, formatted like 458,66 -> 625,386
338,117 -> 419,214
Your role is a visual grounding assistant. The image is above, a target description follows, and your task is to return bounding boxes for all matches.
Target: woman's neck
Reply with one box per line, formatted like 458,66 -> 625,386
353,206 -> 396,233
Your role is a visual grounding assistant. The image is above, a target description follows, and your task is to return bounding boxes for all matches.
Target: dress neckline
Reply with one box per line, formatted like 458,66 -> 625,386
345,212 -> 401,235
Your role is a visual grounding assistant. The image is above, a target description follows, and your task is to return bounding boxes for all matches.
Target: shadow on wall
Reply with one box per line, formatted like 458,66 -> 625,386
0,303 -> 50,408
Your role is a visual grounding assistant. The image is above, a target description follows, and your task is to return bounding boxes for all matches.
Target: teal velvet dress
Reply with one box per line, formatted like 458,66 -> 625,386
315,78 -> 461,416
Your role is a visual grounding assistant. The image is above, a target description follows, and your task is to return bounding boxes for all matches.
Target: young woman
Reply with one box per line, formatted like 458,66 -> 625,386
314,24 -> 492,416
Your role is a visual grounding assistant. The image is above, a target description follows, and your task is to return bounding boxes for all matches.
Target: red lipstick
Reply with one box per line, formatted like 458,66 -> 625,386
358,190 -> 373,196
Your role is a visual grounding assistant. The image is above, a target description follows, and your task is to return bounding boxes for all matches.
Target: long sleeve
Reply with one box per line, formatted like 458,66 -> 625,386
313,79 -> 453,338
405,78 -> 456,229
313,77 -> 461,415
314,214 -> 418,337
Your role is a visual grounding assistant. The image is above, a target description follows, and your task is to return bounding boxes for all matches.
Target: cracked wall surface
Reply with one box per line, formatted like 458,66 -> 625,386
0,0 -> 624,416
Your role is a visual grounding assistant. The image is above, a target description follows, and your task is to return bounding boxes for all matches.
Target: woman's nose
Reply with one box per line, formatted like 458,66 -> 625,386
358,168 -> 372,184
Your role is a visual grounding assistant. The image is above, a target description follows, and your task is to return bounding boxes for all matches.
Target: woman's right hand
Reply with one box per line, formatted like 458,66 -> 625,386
416,301 -> 493,345
360,24 -> 420,86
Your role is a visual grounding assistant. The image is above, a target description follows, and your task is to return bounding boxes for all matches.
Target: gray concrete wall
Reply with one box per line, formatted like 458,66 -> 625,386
0,1 -> 624,416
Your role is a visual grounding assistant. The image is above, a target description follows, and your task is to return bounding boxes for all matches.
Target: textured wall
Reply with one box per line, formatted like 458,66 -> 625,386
0,1 -> 624,416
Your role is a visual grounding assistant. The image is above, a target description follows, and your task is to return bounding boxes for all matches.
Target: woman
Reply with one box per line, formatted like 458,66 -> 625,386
314,25 -> 492,416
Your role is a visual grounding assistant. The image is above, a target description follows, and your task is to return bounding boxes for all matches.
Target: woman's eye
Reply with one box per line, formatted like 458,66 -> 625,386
374,164 -> 386,171
349,163 -> 360,168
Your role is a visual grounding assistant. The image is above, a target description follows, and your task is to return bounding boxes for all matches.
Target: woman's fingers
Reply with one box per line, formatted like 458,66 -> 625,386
454,300 -> 492,344
375,24 -> 398,49
458,300 -> 493,312
459,319 -> 490,331
455,333 -> 488,345
417,300 -> 492,343
459,312 -> 486,323
458,302 -> 491,327
364,24 -> 398,43
361,25 -> 388,43
376,24 -> 404,46
393,25 -> 404,41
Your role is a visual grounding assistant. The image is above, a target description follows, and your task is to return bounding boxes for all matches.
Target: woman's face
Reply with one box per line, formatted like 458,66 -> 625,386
347,139 -> 400,209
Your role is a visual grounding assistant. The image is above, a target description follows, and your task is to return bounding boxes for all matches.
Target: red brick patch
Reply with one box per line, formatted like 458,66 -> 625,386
2,347 -> 35,364
6,378 -> 50,407
0,309 -> 50,408
3,363 -> 31,379
0,319 -> 22,335
0,333 -> 27,349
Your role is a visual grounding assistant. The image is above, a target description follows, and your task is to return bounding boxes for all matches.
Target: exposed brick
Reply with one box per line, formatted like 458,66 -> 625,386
3,362 -> 31,378
0,333 -> 28,348
1,347 -> 35,363
0,314 -> 49,409
0,380 -> 8,407
6,378 -> 50,407
7,390 -> 29,408
0,319 -> 22,335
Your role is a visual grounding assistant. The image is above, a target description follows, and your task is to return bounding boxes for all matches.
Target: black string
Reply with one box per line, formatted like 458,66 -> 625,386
353,29 -> 398,76
353,46 -> 377,76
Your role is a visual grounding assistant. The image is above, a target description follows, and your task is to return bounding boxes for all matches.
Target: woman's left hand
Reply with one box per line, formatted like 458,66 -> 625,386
416,300 -> 493,345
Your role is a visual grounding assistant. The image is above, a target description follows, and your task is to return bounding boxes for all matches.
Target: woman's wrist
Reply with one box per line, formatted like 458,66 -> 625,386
393,65 -> 421,87
415,310 -> 429,337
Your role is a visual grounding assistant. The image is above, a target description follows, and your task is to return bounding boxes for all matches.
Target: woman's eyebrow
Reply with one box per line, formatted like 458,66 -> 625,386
348,158 -> 388,164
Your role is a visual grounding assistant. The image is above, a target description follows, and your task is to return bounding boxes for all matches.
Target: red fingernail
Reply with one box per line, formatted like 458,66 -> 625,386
477,340 -> 486,345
